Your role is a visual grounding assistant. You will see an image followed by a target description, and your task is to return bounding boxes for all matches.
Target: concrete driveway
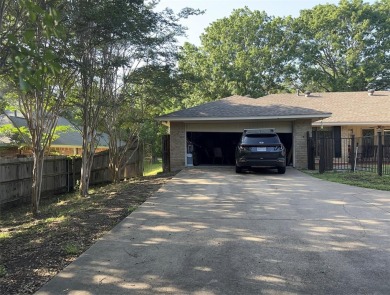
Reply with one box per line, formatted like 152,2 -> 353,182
36,167 -> 390,295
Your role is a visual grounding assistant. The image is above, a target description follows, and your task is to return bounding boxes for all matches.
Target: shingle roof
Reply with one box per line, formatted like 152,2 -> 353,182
157,95 -> 331,121
1,112 -> 109,148
157,91 -> 390,126
262,91 -> 390,126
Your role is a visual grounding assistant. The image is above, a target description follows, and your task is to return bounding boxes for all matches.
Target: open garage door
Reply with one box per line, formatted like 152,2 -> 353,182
278,133 -> 293,165
187,132 -> 241,166
187,131 -> 293,166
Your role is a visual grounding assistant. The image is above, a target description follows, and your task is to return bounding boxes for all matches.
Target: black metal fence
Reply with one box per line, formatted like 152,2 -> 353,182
307,131 -> 390,175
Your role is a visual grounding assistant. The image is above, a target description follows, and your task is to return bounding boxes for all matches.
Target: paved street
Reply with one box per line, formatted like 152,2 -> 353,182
36,167 -> 390,295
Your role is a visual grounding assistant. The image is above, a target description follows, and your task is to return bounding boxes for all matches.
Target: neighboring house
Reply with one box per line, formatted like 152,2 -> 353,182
156,90 -> 390,171
0,111 -> 109,157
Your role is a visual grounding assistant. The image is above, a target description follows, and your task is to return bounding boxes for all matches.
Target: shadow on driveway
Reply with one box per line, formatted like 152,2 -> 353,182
36,167 -> 390,295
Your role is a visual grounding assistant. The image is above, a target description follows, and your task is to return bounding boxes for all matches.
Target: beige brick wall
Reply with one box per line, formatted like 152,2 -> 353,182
293,120 -> 312,169
170,122 -> 186,171
168,120 -> 313,170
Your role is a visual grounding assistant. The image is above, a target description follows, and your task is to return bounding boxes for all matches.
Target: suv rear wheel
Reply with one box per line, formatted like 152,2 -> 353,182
277,166 -> 286,174
235,165 -> 242,173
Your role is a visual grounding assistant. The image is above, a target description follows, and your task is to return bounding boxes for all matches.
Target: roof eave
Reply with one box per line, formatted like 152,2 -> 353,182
156,114 -> 332,122
313,122 -> 390,127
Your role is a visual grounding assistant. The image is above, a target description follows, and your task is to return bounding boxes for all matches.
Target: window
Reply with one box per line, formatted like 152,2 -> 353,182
384,130 -> 390,146
242,134 -> 280,145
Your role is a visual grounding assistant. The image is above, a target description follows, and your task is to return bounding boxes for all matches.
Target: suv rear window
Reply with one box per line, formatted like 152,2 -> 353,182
242,134 -> 280,145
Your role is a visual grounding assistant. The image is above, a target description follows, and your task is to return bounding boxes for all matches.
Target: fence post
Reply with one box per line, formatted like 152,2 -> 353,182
324,137 -> 334,171
72,157 -> 76,190
350,135 -> 355,172
66,158 -> 70,192
377,131 -> 383,176
307,131 -> 315,170
319,135 -> 325,174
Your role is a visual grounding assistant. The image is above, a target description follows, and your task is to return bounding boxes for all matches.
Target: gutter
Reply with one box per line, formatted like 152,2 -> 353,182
156,113 -> 332,123
312,122 -> 390,127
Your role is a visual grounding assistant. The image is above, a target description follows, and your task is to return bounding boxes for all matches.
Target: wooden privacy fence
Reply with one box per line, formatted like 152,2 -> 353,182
0,149 -> 141,208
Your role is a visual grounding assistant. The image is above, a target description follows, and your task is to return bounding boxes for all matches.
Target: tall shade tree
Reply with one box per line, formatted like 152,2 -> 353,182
370,0 -> 390,90
294,0 -> 390,92
98,43 -> 143,183
6,0 -> 72,216
179,7 -> 297,106
99,4 -> 201,182
0,1 -> 27,73
67,0 -> 201,194
65,0 -> 152,196
124,65 -> 183,164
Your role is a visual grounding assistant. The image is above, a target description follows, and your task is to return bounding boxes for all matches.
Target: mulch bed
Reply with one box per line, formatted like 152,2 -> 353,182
0,173 -> 175,295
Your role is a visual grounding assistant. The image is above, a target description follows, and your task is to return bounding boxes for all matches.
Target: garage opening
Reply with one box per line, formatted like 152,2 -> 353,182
187,131 -> 293,166
187,132 -> 241,166
278,133 -> 293,165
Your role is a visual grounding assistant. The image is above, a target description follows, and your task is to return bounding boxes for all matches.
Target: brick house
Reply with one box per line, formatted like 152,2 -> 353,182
156,90 -> 390,171
0,111 -> 109,157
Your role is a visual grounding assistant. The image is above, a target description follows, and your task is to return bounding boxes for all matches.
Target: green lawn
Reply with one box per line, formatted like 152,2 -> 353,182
303,170 -> 390,191
143,159 -> 163,176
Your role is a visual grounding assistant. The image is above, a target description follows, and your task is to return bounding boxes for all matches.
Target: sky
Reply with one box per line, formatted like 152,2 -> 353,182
156,0 -> 377,46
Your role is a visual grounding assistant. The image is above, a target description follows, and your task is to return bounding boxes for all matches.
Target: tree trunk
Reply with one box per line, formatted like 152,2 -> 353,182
112,163 -> 120,183
108,132 -> 120,183
113,154 -> 121,183
137,142 -> 144,177
109,154 -> 120,184
0,0 -> 5,33
79,148 -> 90,197
31,150 -> 44,217
151,154 -> 158,164
80,146 -> 95,197
80,123 -> 95,197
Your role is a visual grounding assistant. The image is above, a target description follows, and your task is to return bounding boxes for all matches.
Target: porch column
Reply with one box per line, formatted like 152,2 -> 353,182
293,120 -> 312,169
169,122 -> 186,171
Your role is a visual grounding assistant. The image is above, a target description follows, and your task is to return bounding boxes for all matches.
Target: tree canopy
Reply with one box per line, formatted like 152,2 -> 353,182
1,0 -> 389,214
0,0 -> 202,212
179,0 -> 390,105
295,0 -> 390,92
179,8 -> 297,106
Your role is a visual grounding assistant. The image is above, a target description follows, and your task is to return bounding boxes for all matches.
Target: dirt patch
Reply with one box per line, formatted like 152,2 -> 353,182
0,173 -> 176,295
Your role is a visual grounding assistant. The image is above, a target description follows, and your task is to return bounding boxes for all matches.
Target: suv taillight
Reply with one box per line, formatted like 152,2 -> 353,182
278,146 -> 286,156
